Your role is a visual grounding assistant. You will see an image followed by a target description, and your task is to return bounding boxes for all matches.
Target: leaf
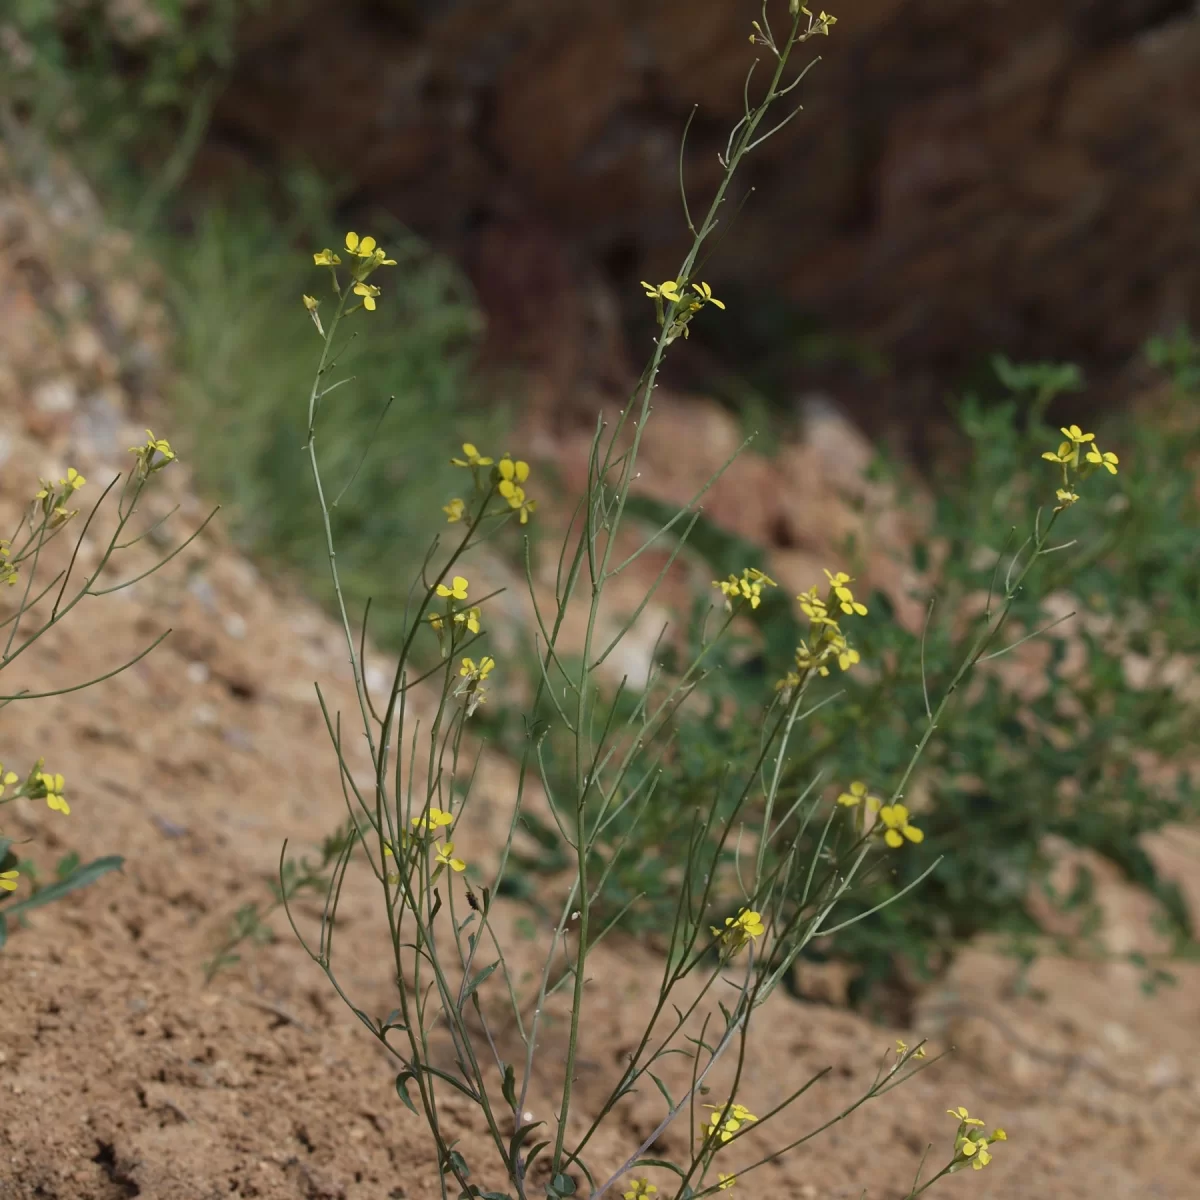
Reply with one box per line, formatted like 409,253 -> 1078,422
647,1071 -> 675,1111
501,1062 -> 517,1109
632,1159 -> 687,1177
381,1008 -> 406,1033
0,856 -> 124,921
505,1120 -> 545,1177
524,1140 -> 550,1171
550,1173 -> 577,1197
394,1070 -> 419,1114
461,961 -> 498,1006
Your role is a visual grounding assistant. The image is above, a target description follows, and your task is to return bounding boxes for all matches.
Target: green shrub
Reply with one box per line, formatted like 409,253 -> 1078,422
478,345 -> 1200,1013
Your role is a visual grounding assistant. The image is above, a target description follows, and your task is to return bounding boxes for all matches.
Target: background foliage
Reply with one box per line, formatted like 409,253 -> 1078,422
477,342 -> 1200,1015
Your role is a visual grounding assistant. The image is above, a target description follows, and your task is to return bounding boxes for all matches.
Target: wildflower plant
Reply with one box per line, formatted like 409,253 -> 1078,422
283,7 -> 1018,1198
1,429 -> 208,946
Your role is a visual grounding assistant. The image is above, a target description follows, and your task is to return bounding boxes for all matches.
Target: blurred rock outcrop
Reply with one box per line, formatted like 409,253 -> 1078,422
201,0 -> 1200,395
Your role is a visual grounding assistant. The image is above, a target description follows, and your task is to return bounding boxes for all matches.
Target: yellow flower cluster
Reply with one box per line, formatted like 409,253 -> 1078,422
776,568 -> 868,693
457,654 -> 495,718
713,566 -> 777,611
947,1107 -> 1007,1172
447,443 -> 538,526
710,907 -> 765,956
33,464 -> 87,526
837,779 -> 923,848
640,278 -> 725,343
0,540 -> 18,587
701,1101 -> 758,1144
1041,423 -> 1119,510
310,232 -> 398,317
129,430 -> 176,481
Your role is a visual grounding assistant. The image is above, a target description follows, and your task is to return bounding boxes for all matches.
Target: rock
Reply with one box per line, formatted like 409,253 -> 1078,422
188,0 -> 1200,402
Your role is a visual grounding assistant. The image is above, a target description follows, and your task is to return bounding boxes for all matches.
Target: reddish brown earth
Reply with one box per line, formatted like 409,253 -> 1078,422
3,145 -> 1200,1200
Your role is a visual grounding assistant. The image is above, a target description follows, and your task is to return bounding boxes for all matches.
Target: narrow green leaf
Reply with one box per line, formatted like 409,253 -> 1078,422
0,856 -> 124,920
501,1062 -> 517,1109
461,961 -> 498,1006
647,1071 -> 675,1111
394,1071 -> 419,1114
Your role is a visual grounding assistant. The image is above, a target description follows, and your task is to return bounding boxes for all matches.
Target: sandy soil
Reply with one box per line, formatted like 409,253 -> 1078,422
3,142 -> 1200,1200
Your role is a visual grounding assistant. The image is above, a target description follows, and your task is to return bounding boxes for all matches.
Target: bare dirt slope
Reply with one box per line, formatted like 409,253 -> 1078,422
3,145 -> 1200,1200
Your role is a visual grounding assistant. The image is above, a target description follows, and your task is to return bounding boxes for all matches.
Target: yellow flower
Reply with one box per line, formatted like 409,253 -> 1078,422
824,568 -> 867,616
412,807 -> 454,832
895,1039 -> 926,1059
129,429 -> 176,477
1085,445 -> 1119,474
879,803 -> 923,847
838,780 -> 882,812
454,607 -> 482,635
641,280 -> 683,303
434,842 -> 467,872
503,485 -> 536,524
302,294 -> 319,311
59,467 -> 85,492
717,1174 -> 736,1191
38,769 -> 70,815
436,575 -> 469,601
443,498 -> 466,523
344,232 -> 377,259
313,248 -> 342,266
0,764 -> 18,797
497,456 -> 530,492
702,1112 -> 739,1144
798,586 -> 838,627
947,1107 -> 985,1127
1055,487 -> 1079,508
711,908 -> 765,954
0,869 -> 18,892
828,632 -> 860,672
451,443 -> 494,468
691,281 -> 726,310
1060,424 -> 1094,447
623,1180 -> 657,1200
353,282 -> 380,311
460,656 -> 495,680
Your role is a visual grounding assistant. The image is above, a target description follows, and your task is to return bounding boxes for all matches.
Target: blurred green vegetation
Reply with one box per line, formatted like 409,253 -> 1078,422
476,336 -> 1200,1016
5,0 -> 503,648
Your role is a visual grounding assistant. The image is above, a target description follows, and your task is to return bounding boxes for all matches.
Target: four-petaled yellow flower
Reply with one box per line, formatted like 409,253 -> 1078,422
460,656 -> 495,680
345,232 -> 376,258
437,575 -> 469,600
129,429 -> 176,477
711,907 -> 765,954
691,281 -> 726,310
879,803 -> 923,847
38,769 -> 70,815
353,282 -> 381,311
824,569 -> 868,617
313,248 -> 342,266
434,842 -> 467,872
454,607 -> 482,635
715,567 -> 777,610
0,869 -> 19,892
947,1107 -> 985,1127
641,280 -> 682,303
443,498 -> 466,523
702,1102 -> 758,1144
623,1180 -> 657,1200
1085,445 -> 1119,474
838,780 -> 882,812
412,807 -> 454,832
451,443 -> 494,468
